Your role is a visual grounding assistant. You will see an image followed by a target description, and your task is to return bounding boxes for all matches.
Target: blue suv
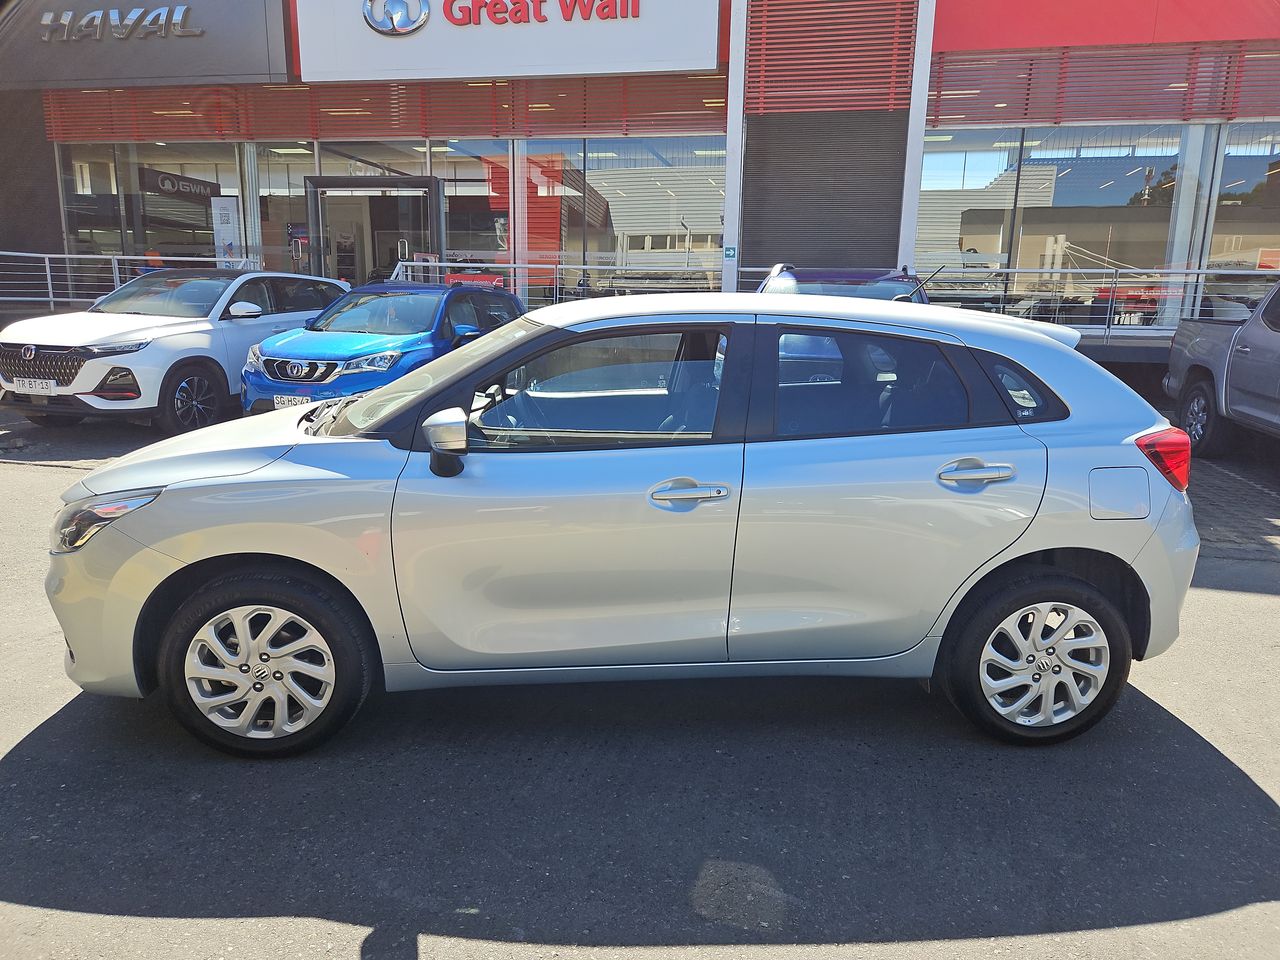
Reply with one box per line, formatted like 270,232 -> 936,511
242,282 -> 524,414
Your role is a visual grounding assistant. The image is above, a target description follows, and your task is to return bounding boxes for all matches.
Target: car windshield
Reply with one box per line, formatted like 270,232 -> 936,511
324,317 -> 547,437
312,291 -> 444,336
90,274 -> 233,318
765,277 -> 918,300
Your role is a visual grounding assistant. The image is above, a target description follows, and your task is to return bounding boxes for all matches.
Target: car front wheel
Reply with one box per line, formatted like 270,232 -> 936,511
155,362 -> 224,434
944,575 -> 1132,745
158,569 -> 376,758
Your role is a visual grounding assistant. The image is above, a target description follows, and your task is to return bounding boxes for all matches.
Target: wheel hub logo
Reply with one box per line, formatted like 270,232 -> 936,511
1036,657 -> 1053,672
363,0 -> 429,36
252,664 -> 271,682
21,345 -> 37,361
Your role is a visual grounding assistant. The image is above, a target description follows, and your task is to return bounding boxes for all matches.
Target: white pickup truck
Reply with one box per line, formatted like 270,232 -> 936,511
1164,282 -> 1280,456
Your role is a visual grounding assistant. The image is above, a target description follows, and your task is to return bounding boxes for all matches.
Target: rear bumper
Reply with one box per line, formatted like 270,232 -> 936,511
1131,489 -> 1200,659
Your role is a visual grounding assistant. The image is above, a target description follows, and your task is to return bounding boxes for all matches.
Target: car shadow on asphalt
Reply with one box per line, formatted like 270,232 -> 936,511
1,678 -> 1277,958
0,418 -> 158,465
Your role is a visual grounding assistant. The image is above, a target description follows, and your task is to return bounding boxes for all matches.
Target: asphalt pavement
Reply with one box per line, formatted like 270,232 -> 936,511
0,411 -> 1277,960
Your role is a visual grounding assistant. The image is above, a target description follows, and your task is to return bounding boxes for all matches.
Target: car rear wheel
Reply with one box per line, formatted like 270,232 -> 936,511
155,362 -> 224,434
23,413 -> 84,428
158,569 -> 376,758
944,575 -> 1132,745
1178,380 -> 1232,458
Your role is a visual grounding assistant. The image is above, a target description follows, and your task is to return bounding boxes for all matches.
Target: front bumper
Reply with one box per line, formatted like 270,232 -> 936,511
1131,488 -> 1200,660
0,389 -> 154,419
241,366 -> 396,414
47,524 -> 184,697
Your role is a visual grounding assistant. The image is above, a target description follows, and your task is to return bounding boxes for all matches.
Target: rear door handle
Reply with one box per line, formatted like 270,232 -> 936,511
1235,344 -> 1251,354
938,462 -> 1015,485
650,482 -> 730,503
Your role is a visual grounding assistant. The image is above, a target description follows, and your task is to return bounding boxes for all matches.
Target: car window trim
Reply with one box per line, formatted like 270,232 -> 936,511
412,317 -> 754,455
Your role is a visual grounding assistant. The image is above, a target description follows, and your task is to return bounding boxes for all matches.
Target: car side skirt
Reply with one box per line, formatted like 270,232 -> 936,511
381,635 -> 945,692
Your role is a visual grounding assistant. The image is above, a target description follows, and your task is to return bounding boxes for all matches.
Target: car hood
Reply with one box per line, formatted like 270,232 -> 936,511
69,406 -> 310,499
259,328 -> 422,361
1,310 -> 209,347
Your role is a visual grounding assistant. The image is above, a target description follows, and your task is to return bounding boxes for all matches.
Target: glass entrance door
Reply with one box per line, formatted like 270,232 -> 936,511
305,176 -> 445,285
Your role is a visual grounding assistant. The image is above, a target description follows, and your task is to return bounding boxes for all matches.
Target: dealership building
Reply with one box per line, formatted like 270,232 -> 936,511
1,0 -> 1278,357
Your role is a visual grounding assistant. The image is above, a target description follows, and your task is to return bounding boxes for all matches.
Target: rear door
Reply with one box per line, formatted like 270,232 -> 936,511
728,318 -> 1048,661
1226,289 -> 1280,426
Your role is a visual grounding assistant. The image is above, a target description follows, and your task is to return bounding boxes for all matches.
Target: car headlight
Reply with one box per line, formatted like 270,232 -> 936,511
245,343 -> 263,373
51,489 -> 161,554
81,340 -> 151,356
342,351 -> 400,375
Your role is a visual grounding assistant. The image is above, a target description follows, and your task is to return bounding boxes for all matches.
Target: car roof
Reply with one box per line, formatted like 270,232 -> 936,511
135,268 -> 339,281
779,268 -> 918,282
524,292 -> 1081,350
346,281 -> 518,296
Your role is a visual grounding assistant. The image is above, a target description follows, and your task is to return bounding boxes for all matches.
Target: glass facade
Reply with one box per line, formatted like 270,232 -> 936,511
916,122 -> 1280,328
60,141 -> 240,261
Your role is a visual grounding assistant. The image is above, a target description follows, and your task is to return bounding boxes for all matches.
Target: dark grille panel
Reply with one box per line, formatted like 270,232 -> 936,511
264,358 -> 339,383
0,345 -> 87,386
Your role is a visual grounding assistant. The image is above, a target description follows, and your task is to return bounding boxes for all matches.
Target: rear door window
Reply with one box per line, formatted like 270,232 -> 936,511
774,329 -> 972,437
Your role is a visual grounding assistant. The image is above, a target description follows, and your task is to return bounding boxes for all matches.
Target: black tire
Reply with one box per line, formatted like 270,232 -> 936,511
154,361 -> 226,435
22,413 -> 84,428
1177,379 -> 1232,458
157,569 -> 376,758
942,574 -> 1132,745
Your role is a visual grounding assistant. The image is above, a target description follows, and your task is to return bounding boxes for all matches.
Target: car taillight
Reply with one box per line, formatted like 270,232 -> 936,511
1136,427 -> 1191,492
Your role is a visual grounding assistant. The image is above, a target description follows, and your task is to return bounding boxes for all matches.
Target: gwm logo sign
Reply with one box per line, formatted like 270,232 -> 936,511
362,0 -> 429,36
362,0 -> 642,32
40,5 -> 204,41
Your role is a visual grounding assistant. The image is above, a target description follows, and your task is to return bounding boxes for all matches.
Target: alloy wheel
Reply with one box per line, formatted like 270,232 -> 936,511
1183,393 -> 1208,444
173,374 -> 217,429
978,601 -> 1110,727
184,605 -> 336,739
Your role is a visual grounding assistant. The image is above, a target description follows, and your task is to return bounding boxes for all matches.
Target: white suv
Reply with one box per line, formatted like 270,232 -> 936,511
0,269 -> 347,433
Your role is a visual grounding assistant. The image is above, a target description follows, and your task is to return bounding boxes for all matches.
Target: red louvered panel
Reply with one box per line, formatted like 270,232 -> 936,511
928,40 -> 1280,126
43,74 -> 729,142
746,0 -> 919,114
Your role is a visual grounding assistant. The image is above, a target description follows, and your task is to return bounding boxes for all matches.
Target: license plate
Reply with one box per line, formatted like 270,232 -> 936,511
273,395 -> 312,409
14,378 -> 56,396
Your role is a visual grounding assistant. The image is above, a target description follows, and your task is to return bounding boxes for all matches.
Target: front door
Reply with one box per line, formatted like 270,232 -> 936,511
392,318 -> 751,670
728,321 -> 1049,661
1227,290 -> 1280,426
305,176 -> 445,285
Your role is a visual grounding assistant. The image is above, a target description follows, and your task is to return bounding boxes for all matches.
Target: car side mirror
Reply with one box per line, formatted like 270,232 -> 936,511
424,406 -> 468,477
227,301 -> 263,319
891,294 -> 911,302
451,322 -> 481,348
304,314 -> 321,329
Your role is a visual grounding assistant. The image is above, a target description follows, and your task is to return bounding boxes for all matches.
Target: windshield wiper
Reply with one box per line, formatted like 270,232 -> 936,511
304,395 -> 360,435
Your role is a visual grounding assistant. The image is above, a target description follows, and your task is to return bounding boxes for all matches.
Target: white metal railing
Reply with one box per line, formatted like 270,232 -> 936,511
0,251 -> 259,310
391,260 -> 723,309
736,265 -> 1280,338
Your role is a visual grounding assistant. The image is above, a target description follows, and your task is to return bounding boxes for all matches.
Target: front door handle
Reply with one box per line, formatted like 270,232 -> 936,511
650,482 -> 730,503
1235,344 -> 1252,354
938,461 -> 1015,485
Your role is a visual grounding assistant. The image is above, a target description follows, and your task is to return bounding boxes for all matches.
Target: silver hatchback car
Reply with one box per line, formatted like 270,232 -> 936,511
47,294 -> 1199,757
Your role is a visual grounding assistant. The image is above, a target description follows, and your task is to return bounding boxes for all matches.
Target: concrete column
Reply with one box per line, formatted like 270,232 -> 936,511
719,0 -> 749,292
897,0 -> 938,272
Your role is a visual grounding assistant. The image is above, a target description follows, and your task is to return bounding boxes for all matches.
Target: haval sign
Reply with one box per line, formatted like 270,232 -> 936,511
295,0 -> 718,82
